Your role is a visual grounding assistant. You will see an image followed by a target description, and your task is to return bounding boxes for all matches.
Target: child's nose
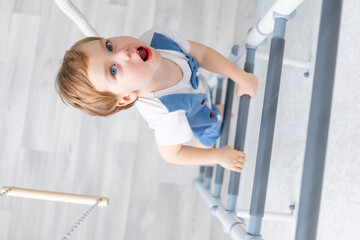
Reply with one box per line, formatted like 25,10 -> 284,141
117,48 -> 131,61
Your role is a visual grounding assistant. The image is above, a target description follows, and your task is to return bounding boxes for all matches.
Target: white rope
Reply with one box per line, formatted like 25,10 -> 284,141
54,0 -> 99,37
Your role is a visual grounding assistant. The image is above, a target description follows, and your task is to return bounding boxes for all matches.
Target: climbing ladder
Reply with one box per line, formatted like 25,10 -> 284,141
195,0 -> 343,239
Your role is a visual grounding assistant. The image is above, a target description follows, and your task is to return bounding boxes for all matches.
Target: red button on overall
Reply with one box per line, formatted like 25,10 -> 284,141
210,112 -> 215,119
201,99 -> 206,105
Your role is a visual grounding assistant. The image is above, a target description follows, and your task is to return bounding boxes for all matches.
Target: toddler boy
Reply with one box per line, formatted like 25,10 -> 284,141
56,28 -> 258,172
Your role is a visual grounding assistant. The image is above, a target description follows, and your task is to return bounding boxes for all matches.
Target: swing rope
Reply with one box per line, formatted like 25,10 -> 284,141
0,188 -> 11,197
1,187 -> 105,239
62,198 -> 102,240
54,0 -> 98,37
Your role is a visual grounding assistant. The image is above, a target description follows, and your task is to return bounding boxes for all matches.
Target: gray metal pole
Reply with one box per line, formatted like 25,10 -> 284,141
295,1 -> 342,239
248,16 -> 287,237
213,79 -> 235,198
205,76 -> 224,189
215,77 -> 224,106
204,166 -> 213,189
212,46 -> 239,198
227,48 -> 256,212
199,75 -> 223,187
198,166 -> 205,182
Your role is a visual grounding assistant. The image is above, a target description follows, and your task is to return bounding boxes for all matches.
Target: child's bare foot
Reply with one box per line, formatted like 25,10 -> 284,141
215,146 -> 246,172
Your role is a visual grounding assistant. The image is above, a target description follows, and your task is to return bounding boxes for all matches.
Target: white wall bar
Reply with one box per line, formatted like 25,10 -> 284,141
236,209 -> 295,222
246,0 -> 304,48
214,205 -> 248,239
256,52 -> 311,70
194,180 -> 248,239
193,180 -> 219,210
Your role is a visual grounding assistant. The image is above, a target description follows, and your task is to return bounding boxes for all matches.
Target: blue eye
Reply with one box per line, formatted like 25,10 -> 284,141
106,41 -> 113,51
110,65 -> 117,76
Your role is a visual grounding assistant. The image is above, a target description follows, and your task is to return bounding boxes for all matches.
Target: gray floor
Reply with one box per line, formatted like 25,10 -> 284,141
0,0 -> 359,240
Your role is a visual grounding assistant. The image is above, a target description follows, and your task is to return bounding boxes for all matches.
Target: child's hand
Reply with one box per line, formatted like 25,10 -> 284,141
216,146 -> 246,172
235,72 -> 258,98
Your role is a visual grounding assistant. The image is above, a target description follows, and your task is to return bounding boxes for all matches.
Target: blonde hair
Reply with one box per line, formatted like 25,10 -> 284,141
55,37 -> 136,117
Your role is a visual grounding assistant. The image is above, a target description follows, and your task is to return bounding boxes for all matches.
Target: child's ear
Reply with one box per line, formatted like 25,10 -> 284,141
116,92 -> 138,106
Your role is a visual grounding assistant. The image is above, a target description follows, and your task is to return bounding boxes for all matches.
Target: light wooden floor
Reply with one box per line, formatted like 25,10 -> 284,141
1,0 -> 360,240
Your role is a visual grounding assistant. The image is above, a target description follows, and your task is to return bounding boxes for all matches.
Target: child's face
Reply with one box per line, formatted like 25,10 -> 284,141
79,36 -> 162,97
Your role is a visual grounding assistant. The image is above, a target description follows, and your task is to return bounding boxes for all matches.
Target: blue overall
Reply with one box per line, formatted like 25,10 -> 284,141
150,33 -> 222,146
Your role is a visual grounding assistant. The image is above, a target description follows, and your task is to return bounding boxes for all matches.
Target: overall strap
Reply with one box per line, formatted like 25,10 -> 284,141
150,32 -> 200,89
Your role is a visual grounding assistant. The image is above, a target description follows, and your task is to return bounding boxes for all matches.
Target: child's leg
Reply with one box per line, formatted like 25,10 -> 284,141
195,138 -> 214,149
195,138 -> 216,166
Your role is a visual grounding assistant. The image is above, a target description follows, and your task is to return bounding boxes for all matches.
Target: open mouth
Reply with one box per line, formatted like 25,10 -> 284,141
137,46 -> 151,62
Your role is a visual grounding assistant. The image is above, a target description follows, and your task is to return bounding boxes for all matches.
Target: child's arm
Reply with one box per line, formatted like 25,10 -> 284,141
157,143 -> 246,172
189,41 -> 258,98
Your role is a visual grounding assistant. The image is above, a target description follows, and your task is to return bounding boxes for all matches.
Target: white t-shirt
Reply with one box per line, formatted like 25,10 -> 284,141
135,29 -> 214,145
